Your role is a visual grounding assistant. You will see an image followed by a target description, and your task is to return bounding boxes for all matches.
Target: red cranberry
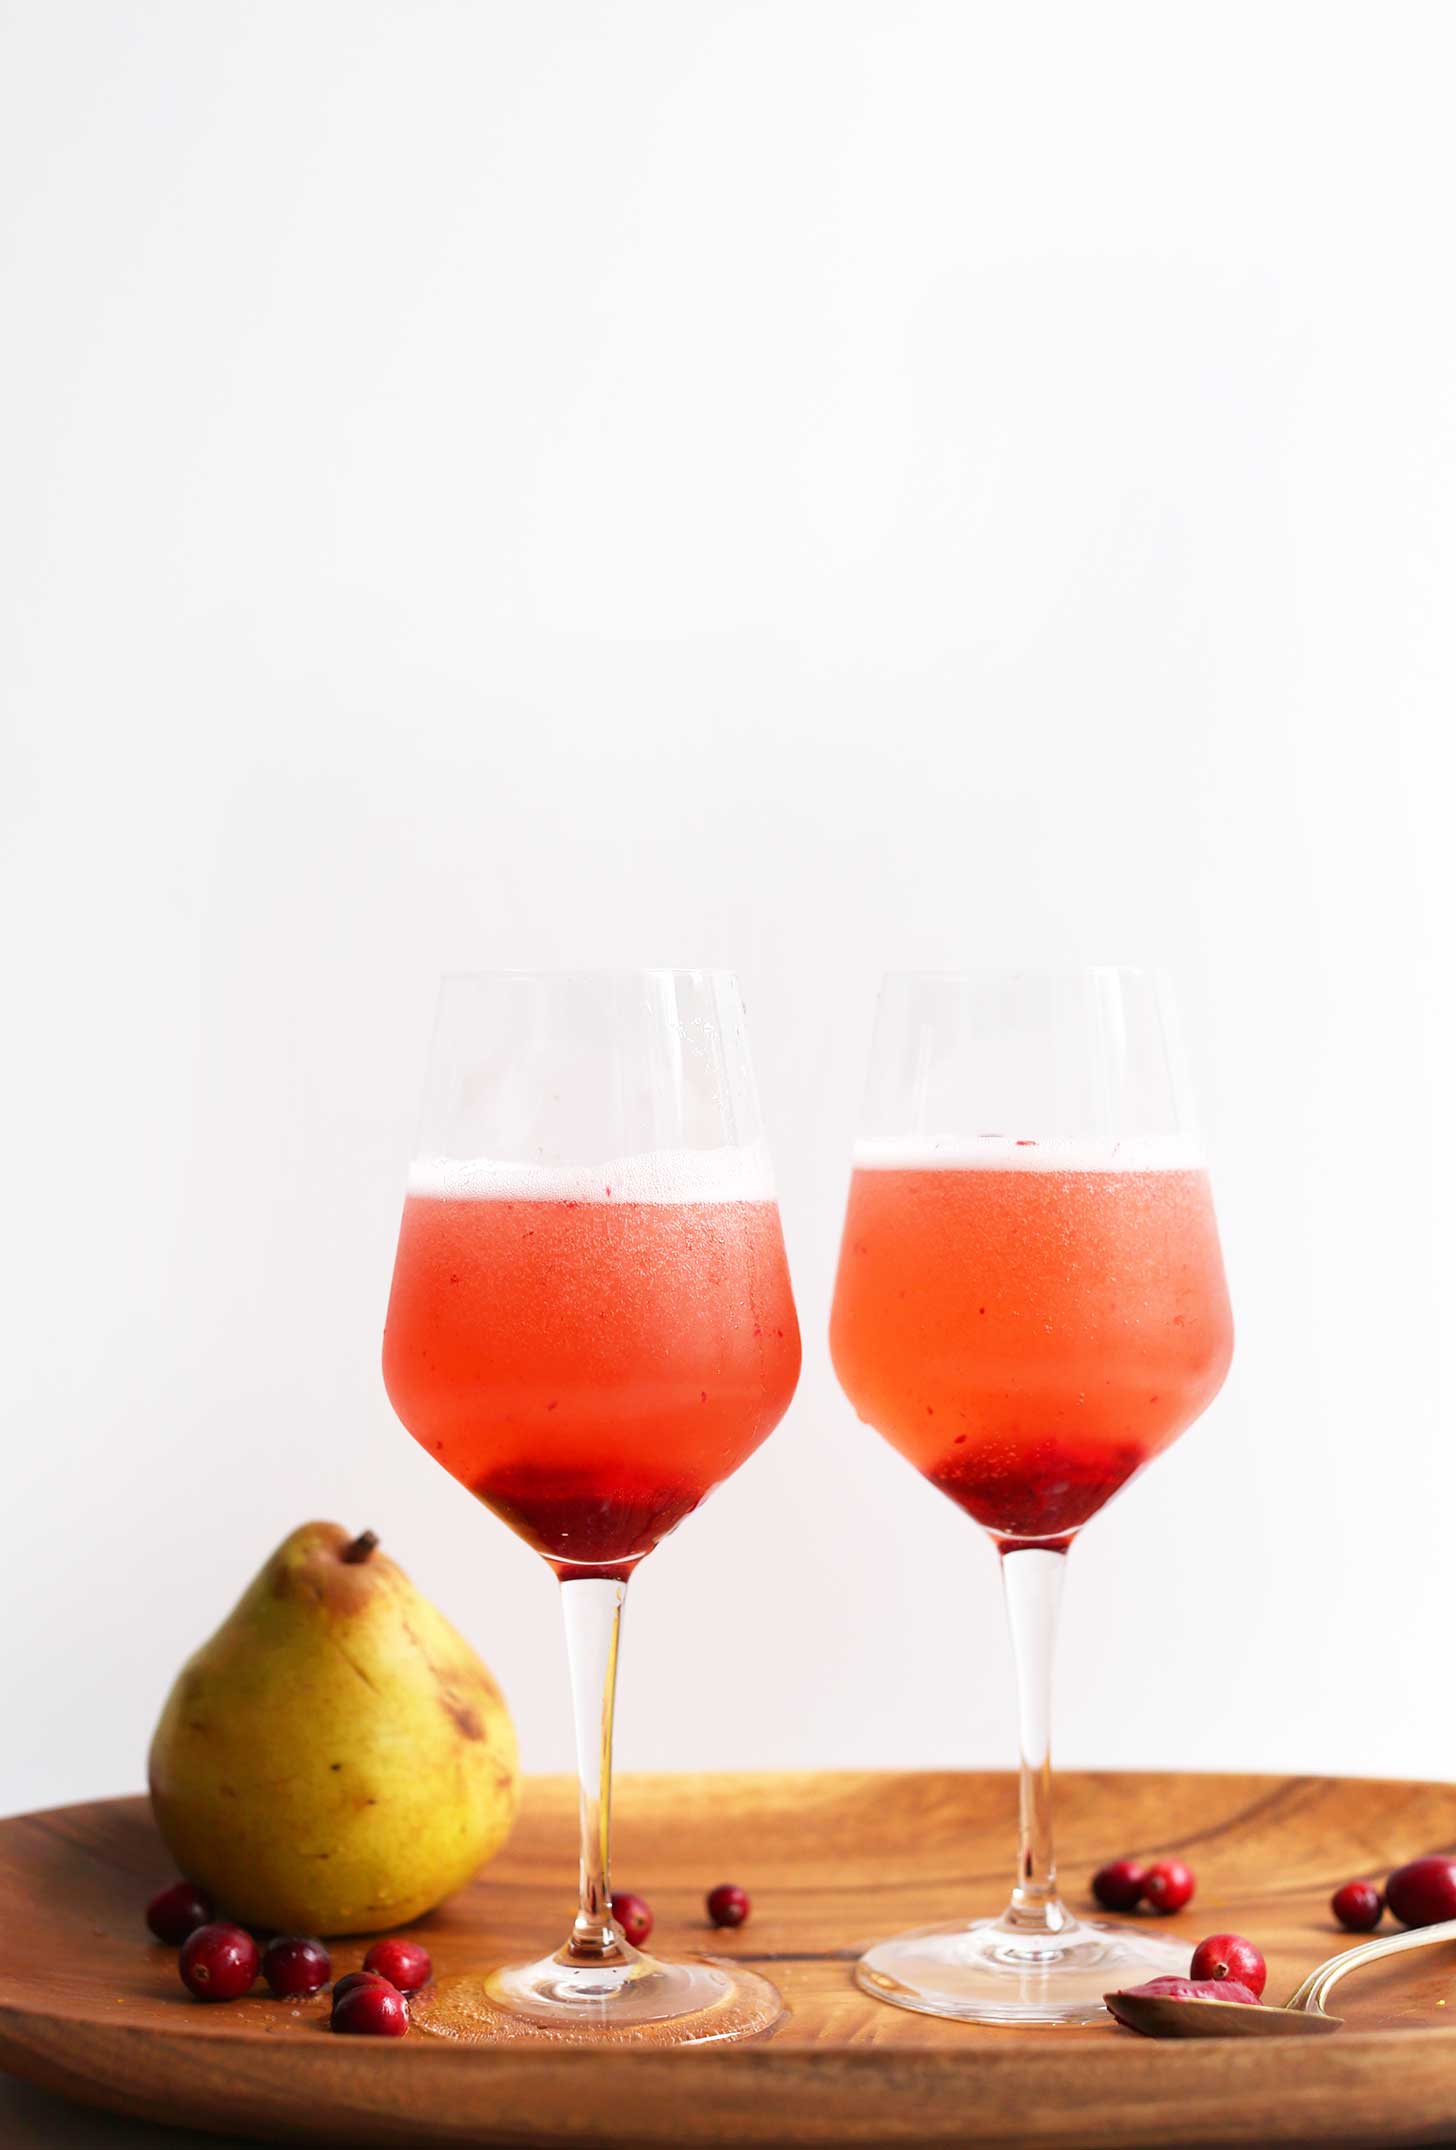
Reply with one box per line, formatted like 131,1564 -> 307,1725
1331,1880 -> 1384,1932
331,1970 -> 392,2007
1386,1856 -> 1456,1929
1091,1858 -> 1147,1912
179,1922 -> 260,2001
361,1938 -> 432,1993
1141,1858 -> 1195,1915
707,1883 -> 750,1929
262,1936 -> 332,1998
146,1881 -> 214,1945
1190,1932 -> 1267,1999
611,1892 -> 654,1947
332,1980 -> 409,2036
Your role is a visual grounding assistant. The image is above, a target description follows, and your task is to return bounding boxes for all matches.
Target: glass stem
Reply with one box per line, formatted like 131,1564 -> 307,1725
998,1545 -> 1071,1933
559,1575 -> 629,1963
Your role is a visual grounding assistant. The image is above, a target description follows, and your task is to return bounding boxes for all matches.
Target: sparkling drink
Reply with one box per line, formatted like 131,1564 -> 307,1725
382,969 -> 798,2048
384,1147 -> 800,1577
830,1138 -> 1232,1549
832,971 -> 1235,2026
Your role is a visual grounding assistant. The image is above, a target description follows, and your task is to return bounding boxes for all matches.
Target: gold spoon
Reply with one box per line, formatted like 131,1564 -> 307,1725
1106,1915 -> 1456,2038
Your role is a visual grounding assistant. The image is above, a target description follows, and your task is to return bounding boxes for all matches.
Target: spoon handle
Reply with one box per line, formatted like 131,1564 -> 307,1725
1287,1915 -> 1456,2015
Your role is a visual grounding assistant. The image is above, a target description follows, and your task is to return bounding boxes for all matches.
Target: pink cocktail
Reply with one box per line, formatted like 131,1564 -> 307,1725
832,1143 -> 1231,1548
385,1159 -> 800,1576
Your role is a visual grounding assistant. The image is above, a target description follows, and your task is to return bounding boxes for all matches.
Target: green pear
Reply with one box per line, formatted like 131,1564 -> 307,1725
148,1521 -> 520,1935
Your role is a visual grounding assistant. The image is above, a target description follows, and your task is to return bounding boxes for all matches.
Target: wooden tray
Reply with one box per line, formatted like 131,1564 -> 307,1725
2,1770 -> 1456,2147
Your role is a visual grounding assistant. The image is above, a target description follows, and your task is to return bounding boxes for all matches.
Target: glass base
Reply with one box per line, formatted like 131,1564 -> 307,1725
410,1944 -> 784,2047
856,1910 -> 1190,2026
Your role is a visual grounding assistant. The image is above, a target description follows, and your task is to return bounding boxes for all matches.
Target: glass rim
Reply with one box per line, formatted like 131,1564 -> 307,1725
436,967 -> 743,986
876,964 -> 1169,985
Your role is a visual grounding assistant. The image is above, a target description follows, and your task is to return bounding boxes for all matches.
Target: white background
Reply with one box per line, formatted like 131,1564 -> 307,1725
4,0 -> 1455,1829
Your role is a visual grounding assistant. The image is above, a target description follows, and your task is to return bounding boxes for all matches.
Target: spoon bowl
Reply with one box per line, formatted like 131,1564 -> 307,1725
1106,1989 -> 1339,2038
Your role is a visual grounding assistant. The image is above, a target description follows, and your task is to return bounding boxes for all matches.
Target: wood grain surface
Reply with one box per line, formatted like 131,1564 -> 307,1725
2,1770 -> 1455,2147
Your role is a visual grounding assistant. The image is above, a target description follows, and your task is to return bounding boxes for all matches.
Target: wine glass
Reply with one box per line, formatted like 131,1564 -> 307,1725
829,969 -> 1233,2024
383,971 -> 800,2044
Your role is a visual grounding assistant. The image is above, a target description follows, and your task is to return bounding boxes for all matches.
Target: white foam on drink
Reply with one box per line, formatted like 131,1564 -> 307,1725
852,1134 -> 1205,1172
408,1140 -> 777,1204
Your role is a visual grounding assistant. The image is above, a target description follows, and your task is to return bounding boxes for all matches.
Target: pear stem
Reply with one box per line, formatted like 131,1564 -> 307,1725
557,1575 -> 630,1965
341,1530 -> 379,1564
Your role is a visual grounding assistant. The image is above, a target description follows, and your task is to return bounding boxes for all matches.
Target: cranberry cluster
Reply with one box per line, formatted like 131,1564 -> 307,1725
148,1874 -> 753,2029
1332,1855 -> 1456,1932
330,1941 -> 431,2037
1090,1855 -> 1196,1915
146,1880 -> 432,2035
